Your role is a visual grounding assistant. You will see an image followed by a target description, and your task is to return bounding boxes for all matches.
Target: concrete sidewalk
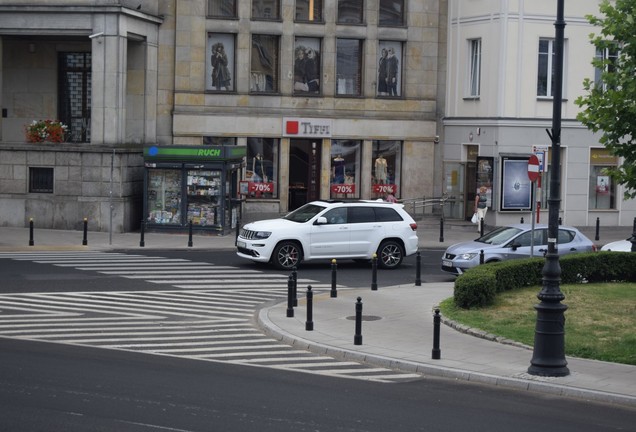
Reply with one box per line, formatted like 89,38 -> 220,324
1,224 -> 635,407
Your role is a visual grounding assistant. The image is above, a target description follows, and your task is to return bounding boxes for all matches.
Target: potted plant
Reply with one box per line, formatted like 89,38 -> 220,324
25,120 -> 68,143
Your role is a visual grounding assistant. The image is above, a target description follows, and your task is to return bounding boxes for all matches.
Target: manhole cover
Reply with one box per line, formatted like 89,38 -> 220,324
345,315 -> 382,321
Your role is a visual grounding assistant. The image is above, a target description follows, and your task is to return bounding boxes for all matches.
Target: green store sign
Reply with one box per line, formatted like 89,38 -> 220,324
144,145 -> 246,161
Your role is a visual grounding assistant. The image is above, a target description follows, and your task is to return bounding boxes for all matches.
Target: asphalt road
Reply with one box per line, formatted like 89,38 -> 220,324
2,338 -> 635,432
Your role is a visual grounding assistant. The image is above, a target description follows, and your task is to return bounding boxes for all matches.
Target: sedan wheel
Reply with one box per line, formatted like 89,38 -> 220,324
377,240 -> 404,269
272,241 -> 302,270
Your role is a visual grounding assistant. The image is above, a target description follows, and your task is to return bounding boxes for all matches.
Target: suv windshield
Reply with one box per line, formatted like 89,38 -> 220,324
283,203 -> 327,223
478,226 -> 523,245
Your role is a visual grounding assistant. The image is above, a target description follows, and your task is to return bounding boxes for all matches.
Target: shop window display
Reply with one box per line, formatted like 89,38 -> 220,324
330,140 -> 361,199
588,149 -> 617,210
147,169 -> 182,225
187,170 -> 222,226
372,140 -> 401,198
244,138 -> 278,198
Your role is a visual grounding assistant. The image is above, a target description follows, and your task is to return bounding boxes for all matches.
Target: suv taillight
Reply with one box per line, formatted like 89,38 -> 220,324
410,223 -> 417,231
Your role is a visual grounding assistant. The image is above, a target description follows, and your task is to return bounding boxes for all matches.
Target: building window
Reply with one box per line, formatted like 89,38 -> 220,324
589,148 -> 617,210
294,37 -> 321,95
29,167 -> 54,193
208,0 -> 236,18
245,138 -> 278,199
295,0 -> 323,22
331,140 -> 361,199
338,0 -> 363,24
537,38 -> 556,97
372,141 -> 402,198
252,0 -> 280,20
377,41 -> 402,97
250,35 -> 279,93
594,45 -> 619,91
379,0 -> 404,27
58,52 -> 91,143
468,39 -> 481,97
207,34 -> 235,92
336,39 -> 363,96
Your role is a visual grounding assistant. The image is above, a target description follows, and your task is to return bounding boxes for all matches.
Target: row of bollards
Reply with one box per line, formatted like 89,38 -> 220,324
285,260 -> 442,359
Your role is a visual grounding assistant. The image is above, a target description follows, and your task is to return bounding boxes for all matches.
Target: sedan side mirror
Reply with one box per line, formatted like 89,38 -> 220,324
510,242 -> 521,251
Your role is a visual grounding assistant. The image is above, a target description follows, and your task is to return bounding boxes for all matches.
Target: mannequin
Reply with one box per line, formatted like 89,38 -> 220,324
333,154 -> 345,184
375,155 -> 388,184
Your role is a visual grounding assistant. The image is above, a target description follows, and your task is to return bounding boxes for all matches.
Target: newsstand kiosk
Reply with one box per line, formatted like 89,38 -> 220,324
143,145 -> 246,234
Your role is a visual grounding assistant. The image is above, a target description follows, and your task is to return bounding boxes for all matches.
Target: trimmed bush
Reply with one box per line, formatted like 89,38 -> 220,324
454,251 -> 636,309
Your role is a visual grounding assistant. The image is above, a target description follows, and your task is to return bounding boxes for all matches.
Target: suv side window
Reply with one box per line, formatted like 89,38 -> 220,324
558,229 -> 575,244
348,207 -> 376,223
374,207 -> 404,222
323,208 -> 347,224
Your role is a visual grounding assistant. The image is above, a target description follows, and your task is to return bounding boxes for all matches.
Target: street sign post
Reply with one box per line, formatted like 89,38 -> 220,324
527,155 -> 541,257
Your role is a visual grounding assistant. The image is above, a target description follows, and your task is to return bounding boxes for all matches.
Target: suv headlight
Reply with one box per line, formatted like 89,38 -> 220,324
254,231 -> 272,239
458,252 -> 478,260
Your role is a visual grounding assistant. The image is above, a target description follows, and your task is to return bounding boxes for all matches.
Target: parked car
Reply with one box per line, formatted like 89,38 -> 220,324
441,224 -> 597,276
600,239 -> 634,252
236,200 -> 419,270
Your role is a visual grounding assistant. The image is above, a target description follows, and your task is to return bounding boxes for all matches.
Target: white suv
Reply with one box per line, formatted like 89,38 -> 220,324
236,200 -> 419,270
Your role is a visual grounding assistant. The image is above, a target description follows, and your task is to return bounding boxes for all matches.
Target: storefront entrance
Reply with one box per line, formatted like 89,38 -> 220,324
289,139 -> 322,210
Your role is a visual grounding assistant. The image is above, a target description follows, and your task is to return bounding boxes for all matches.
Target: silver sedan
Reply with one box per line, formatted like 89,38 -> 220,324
441,224 -> 597,275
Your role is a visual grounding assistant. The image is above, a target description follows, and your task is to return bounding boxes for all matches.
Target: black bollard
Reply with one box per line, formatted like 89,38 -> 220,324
139,219 -> 145,247
479,218 -> 484,236
188,220 -> 193,247
415,251 -> 422,286
631,217 -> 636,253
520,217 -> 524,224
371,254 -> 378,291
305,285 -> 314,331
28,218 -> 34,246
330,259 -> 338,298
479,249 -> 484,265
439,217 -> 444,242
292,267 -> 298,306
432,309 -> 441,359
82,217 -> 88,246
286,274 -> 294,318
558,216 -> 562,226
354,297 -> 363,345
595,217 -> 600,241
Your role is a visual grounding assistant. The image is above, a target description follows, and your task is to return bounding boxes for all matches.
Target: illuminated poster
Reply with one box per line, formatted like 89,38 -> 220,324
501,157 -> 532,211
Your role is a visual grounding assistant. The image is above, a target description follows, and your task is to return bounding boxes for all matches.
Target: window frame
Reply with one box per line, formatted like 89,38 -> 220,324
594,44 -> 619,92
29,167 -> 54,194
252,0 -> 280,20
379,0 -> 405,27
207,33 -> 236,92
295,0 -> 324,23
293,37 -> 322,96
250,34 -> 280,94
588,148 -> 617,210
207,0 -> 237,18
467,38 -> 481,98
336,38 -> 363,96
337,0 -> 364,25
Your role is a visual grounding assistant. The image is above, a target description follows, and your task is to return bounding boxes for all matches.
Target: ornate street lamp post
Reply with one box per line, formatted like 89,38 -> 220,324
528,0 -> 570,377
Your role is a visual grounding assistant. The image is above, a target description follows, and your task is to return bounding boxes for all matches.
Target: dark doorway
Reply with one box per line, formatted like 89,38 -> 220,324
58,52 -> 92,143
289,139 -> 322,210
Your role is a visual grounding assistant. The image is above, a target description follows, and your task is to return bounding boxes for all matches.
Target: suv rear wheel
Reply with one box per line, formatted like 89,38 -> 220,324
272,241 -> 302,270
377,240 -> 404,269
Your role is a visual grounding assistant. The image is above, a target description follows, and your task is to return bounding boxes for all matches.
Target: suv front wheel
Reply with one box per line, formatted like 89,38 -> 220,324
272,241 -> 303,270
377,240 -> 404,269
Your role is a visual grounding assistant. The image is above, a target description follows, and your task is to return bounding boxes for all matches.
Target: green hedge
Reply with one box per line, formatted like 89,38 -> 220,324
453,251 -> 636,309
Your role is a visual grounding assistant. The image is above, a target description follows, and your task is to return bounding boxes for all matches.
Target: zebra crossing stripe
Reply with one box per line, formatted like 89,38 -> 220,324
0,251 -> 423,383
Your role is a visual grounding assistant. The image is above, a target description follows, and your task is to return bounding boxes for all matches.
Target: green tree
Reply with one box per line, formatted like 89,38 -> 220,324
575,0 -> 636,198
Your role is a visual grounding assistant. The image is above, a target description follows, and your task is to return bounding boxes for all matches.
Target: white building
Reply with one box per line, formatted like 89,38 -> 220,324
443,0 -> 635,227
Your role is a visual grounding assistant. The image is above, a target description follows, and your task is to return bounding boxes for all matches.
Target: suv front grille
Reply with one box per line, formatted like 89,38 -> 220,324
240,229 -> 258,240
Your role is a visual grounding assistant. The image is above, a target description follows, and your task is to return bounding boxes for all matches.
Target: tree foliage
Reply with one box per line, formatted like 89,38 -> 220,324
575,0 -> 636,198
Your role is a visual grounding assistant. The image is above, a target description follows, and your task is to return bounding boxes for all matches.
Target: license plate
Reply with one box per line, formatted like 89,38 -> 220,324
442,259 -> 453,267
237,241 -> 246,248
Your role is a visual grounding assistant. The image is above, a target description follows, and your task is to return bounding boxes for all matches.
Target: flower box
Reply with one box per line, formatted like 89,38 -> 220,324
25,120 -> 68,143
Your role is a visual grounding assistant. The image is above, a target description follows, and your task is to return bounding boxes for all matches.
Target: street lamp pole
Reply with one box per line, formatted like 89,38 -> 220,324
528,0 -> 570,377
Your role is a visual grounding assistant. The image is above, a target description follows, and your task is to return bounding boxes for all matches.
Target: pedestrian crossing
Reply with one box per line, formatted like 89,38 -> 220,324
0,251 -> 422,383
